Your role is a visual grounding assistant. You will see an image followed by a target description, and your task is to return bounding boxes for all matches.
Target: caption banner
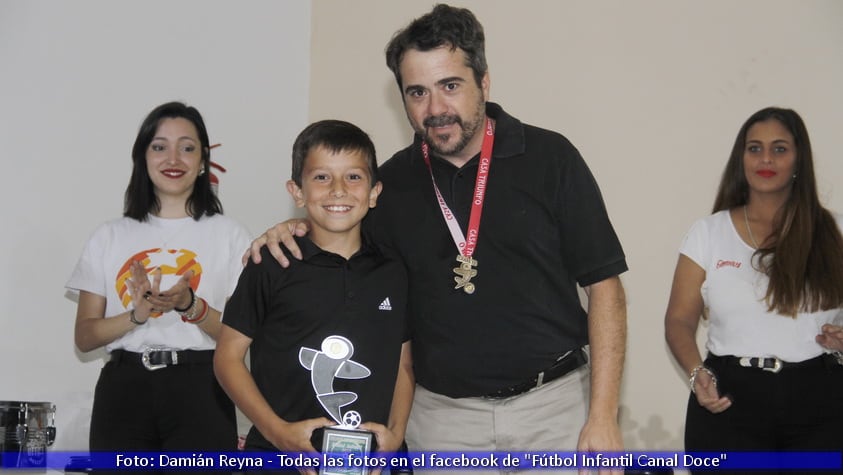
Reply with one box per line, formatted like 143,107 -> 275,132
4,451 -> 841,471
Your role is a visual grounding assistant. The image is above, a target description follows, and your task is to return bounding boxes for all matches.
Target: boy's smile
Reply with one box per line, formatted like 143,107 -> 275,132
287,145 -> 382,257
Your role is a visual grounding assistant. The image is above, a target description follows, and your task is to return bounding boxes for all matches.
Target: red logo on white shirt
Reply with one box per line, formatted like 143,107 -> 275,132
716,259 -> 742,269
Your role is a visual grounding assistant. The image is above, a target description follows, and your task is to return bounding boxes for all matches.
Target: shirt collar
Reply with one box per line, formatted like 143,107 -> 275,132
295,234 -> 381,266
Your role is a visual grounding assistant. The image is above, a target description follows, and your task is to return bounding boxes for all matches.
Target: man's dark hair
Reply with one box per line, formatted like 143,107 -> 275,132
385,4 -> 487,91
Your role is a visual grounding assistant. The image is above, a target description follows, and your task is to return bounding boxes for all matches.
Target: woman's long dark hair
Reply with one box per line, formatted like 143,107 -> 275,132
712,107 -> 843,316
124,101 -> 222,221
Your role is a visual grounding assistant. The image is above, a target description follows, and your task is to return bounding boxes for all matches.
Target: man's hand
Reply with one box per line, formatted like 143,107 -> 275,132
577,416 -> 623,475
243,219 -> 311,267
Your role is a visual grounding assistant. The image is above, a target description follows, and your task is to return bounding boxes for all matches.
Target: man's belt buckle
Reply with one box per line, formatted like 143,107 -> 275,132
142,347 -> 177,371
739,356 -> 782,373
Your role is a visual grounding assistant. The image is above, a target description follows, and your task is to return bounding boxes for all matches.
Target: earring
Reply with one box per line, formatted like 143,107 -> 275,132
199,167 -> 206,176
793,173 -> 797,180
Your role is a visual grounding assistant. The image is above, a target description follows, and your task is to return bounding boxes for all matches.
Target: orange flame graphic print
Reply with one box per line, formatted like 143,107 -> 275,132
115,248 -> 203,317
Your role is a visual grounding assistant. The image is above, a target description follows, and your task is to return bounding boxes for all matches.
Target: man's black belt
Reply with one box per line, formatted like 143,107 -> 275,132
110,348 -> 214,371
482,347 -> 588,399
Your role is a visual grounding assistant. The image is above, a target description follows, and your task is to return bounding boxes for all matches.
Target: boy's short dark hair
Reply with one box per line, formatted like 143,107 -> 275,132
291,120 -> 378,187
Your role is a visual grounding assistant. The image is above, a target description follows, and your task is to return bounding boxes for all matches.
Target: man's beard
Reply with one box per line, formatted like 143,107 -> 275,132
420,100 -> 485,158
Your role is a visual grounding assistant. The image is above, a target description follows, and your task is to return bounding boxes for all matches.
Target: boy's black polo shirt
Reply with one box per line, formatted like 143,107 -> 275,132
222,236 -> 408,450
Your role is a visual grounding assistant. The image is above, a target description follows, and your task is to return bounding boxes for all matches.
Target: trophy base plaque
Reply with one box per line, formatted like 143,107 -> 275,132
317,426 -> 376,475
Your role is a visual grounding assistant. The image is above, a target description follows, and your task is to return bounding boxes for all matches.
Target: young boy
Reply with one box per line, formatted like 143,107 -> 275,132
214,120 -> 412,473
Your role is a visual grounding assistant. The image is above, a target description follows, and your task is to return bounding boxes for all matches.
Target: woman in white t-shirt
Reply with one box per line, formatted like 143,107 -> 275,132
665,107 -> 843,464
66,102 -> 250,473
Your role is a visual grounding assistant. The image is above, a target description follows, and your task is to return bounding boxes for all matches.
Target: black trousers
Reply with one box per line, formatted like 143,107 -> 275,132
685,354 -> 843,474
90,353 -> 236,474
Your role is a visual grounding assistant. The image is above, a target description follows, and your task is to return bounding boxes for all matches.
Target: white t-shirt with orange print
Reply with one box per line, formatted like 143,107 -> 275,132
66,213 -> 250,353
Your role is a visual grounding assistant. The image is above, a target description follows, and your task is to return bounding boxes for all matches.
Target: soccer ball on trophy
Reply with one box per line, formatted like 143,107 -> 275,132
342,410 -> 362,428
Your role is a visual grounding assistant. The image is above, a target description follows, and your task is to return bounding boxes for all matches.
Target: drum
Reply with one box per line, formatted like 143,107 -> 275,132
0,401 -> 56,469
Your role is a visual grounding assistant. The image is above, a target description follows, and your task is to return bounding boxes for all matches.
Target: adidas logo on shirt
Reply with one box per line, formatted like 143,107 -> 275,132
378,297 -> 392,311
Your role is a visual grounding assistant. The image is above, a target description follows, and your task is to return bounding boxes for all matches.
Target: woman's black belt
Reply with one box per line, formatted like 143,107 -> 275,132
110,348 -> 214,371
707,353 -> 841,373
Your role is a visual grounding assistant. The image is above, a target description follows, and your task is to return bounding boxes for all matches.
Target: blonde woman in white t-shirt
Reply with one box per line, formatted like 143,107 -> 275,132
665,107 -> 843,469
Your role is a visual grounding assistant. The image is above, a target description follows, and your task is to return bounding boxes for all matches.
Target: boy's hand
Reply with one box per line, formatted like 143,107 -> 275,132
266,416 -> 331,451
244,218 -> 310,266
265,416 -> 332,474
359,422 -> 403,475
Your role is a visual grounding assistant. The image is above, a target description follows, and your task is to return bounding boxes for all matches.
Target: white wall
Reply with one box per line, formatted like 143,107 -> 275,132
0,0 -> 310,449
308,0 -> 843,453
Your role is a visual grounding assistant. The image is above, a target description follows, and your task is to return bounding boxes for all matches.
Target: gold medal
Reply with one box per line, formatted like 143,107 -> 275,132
453,255 -> 478,294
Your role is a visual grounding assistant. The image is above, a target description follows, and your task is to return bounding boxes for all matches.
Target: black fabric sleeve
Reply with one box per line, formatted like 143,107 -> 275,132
555,141 -> 627,287
221,247 -> 276,338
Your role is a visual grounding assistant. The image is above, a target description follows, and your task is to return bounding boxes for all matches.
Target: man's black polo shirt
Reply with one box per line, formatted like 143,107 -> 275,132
223,236 -> 408,449
364,102 -> 627,398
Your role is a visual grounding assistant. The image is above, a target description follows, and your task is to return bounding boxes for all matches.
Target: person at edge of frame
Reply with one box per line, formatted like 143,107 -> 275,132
665,106 -> 843,475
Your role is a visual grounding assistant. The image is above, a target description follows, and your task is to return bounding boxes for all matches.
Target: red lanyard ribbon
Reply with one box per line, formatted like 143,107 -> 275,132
421,117 -> 495,258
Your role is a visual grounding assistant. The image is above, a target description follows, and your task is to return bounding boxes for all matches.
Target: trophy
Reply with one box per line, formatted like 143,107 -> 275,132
300,335 -> 375,475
